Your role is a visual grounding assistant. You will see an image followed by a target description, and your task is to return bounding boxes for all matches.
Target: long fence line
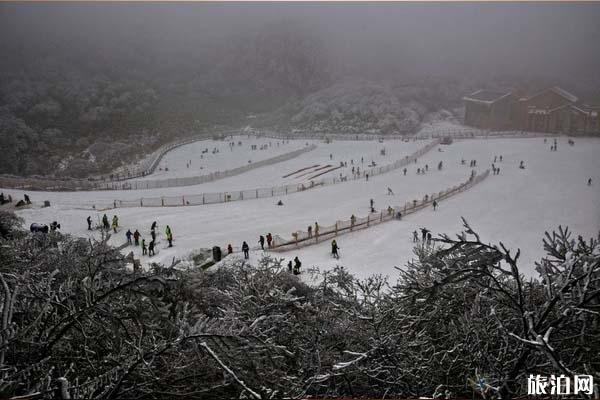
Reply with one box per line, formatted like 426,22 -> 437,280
98,139 -> 441,210
269,169 -> 491,252
254,128 -> 558,142
0,137 -> 310,192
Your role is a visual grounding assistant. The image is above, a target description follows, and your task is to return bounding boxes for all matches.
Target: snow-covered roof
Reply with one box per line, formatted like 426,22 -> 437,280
525,87 -> 578,103
463,90 -> 512,104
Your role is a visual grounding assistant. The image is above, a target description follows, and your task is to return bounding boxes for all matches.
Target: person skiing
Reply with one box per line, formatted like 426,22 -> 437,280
142,239 -> 147,255
133,229 -> 140,246
126,229 -> 133,245
387,187 -> 394,195
227,244 -> 233,254
87,216 -> 92,230
413,230 -> 419,242
432,200 -> 438,211
102,214 -> 109,230
438,161 -> 443,170
148,240 -> 155,256
350,214 -> 356,228
242,241 -> 249,259
331,240 -> 340,259
288,260 -> 293,273
314,222 -> 319,237
519,160 -> 525,169
165,225 -> 173,247
293,256 -> 301,275
112,215 -> 119,233
370,198 -> 374,209
366,173 -> 369,181
259,235 -> 265,250
307,225 -> 312,238
266,233 -> 273,248
588,178 -> 593,186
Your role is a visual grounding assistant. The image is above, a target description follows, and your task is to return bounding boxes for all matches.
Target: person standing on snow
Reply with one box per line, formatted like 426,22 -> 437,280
86,216 -> 92,230
165,225 -> 173,247
142,239 -> 147,255
427,232 -> 432,246
293,257 -> 302,275
307,225 -> 312,238
133,229 -> 140,246
403,168 -> 407,175
259,235 -> 265,250
242,241 -> 249,259
288,260 -> 293,273
102,214 -> 109,230
227,244 -> 233,254
421,227 -> 429,242
432,200 -> 438,211
112,215 -> 119,233
588,178 -> 593,186
266,233 -> 273,248
148,240 -> 155,256
331,240 -> 340,259
413,230 -> 419,242
126,229 -> 133,245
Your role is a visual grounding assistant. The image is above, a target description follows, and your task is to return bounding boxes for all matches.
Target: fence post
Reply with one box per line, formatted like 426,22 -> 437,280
161,198 -> 164,206
202,195 -> 205,204
335,222 -> 338,236
182,196 -> 185,205
140,199 -> 143,207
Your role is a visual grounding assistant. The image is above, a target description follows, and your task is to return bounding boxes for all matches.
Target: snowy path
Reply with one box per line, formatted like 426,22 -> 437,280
4,136 -> 600,280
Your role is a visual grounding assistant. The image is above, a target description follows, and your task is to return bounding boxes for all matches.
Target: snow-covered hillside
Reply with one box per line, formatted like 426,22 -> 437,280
4,136 -> 599,280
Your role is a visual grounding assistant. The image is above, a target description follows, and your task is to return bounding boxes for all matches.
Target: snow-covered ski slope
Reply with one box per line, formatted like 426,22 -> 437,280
135,136 -> 308,180
5,136 -> 600,279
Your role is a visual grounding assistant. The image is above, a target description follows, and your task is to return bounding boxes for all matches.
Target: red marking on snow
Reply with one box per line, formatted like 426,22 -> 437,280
282,164 -> 320,178
294,164 -> 333,179
306,165 -> 343,180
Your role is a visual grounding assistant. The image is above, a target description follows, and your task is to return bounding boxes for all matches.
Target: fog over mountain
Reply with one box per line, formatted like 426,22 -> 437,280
1,2 -> 599,176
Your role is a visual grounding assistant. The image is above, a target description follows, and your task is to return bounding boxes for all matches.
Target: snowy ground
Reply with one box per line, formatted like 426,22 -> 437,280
3,136 -> 599,280
136,136 -> 307,180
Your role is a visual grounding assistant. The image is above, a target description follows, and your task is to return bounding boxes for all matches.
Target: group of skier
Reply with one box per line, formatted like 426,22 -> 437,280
413,227 -> 434,245
98,213 -> 120,233
287,256 -> 302,275
87,216 -> 173,257
0,193 -> 30,206
258,233 -> 274,250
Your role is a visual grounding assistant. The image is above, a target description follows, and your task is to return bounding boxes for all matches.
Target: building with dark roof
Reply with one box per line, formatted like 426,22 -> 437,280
463,90 -> 516,129
463,87 -> 599,134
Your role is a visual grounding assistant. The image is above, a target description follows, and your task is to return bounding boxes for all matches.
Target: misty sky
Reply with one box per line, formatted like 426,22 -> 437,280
1,2 -> 600,85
